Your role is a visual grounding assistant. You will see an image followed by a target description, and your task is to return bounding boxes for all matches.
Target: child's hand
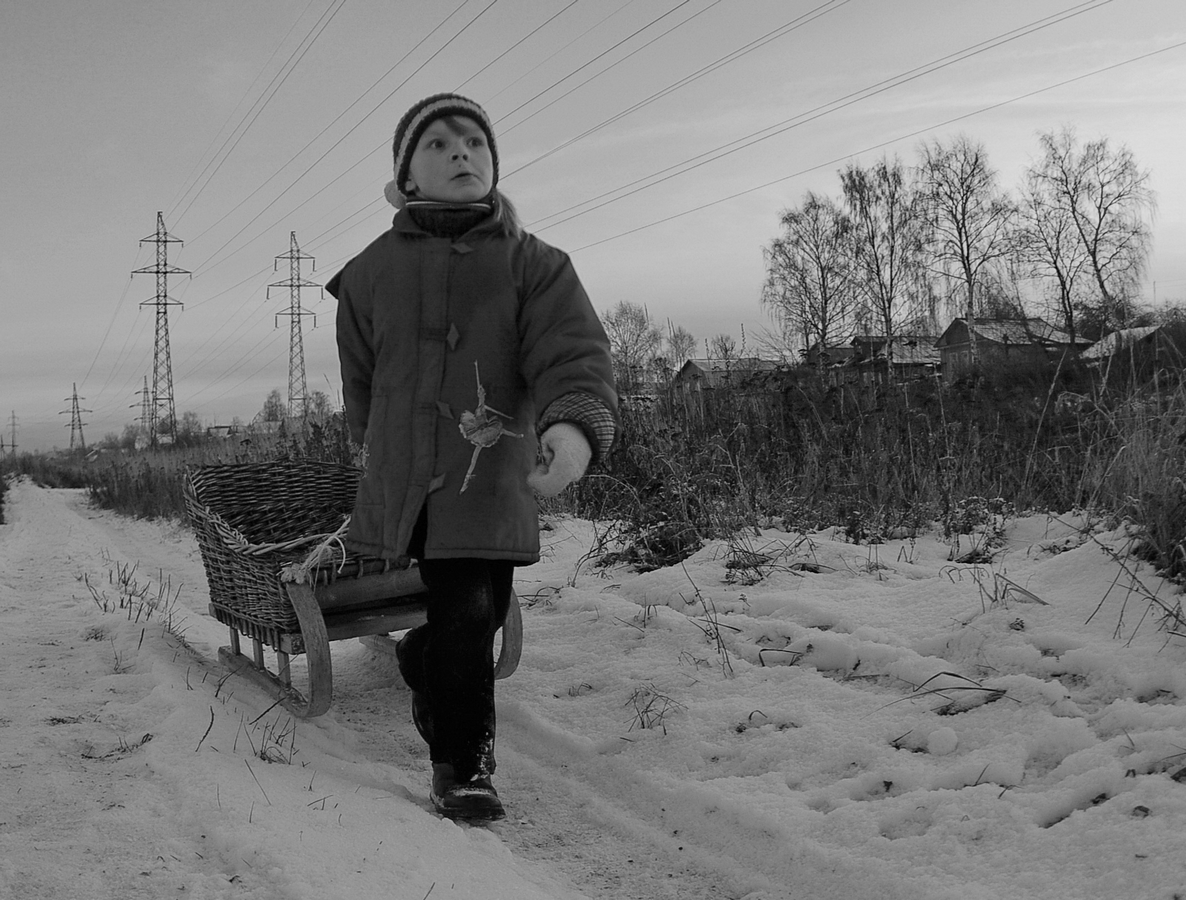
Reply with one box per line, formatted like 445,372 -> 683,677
528,423 -> 591,496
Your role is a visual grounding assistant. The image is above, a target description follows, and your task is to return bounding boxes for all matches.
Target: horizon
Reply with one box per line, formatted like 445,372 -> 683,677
3,0 -> 1184,452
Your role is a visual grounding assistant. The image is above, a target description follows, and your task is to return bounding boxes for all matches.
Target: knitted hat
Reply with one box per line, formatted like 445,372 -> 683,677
384,93 -> 499,208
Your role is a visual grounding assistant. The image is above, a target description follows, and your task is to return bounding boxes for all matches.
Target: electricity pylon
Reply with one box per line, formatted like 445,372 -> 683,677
131,376 -> 151,443
61,383 -> 90,452
268,232 -> 320,420
132,212 -> 189,445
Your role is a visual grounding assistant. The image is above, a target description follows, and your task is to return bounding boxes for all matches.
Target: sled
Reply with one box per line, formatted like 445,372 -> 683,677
184,459 -> 522,718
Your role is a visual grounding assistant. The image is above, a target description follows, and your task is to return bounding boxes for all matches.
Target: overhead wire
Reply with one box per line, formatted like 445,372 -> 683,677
171,0 -> 590,405
526,0 -> 1119,231
165,0 -> 323,223
502,0 -> 851,177
182,0 -> 474,248
165,0 -> 1103,396
495,0 -> 727,138
454,0 -> 581,92
493,0 -> 703,130
80,2 -> 340,423
172,0 -> 348,228
190,0 -> 504,276
484,0 -> 637,105
566,38 -> 1186,253
168,0 -> 504,398
219,0 -> 795,286
90,0 -> 1171,432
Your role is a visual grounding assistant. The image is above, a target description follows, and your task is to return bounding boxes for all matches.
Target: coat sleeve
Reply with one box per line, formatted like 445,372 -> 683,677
328,263 -> 374,447
516,236 -> 618,434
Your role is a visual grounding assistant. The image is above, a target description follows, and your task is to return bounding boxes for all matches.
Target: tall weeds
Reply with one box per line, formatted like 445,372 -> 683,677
5,367 -> 1185,583
568,362 -> 1185,578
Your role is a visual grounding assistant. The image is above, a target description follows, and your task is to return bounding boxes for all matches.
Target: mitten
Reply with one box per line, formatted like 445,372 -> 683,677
527,423 -> 591,497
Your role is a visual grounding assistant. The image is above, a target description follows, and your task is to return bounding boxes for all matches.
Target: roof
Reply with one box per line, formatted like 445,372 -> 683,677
937,317 -> 1088,349
1081,326 -> 1161,360
849,334 -> 939,366
674,357 -> 780,387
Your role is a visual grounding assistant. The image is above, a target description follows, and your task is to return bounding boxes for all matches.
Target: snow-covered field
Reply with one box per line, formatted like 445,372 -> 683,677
2,477 -> 1185,899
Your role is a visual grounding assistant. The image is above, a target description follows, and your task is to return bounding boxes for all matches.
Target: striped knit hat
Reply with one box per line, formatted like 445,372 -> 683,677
384,93 -> 499,208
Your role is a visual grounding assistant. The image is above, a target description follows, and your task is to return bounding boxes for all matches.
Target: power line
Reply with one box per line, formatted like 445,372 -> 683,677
567,38 -> 1186,253
171,0 -> 348,227
484,0 -> 636,105
528,0 -> 1119,231
201,0 -> 841,289
454,0 -> 581,93
166,0 -> 323,221
190,0 -> 504,277
494,0 -> 702,130
183,0 -> 473,248
497,0 -> 735,139
502,0 -> 852,178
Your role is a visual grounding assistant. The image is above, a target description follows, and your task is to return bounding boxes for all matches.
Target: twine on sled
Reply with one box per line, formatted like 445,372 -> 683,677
279,516 -> 352,584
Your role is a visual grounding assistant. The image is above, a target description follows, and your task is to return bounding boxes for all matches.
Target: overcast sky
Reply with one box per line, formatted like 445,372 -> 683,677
3,0 -> 1184,452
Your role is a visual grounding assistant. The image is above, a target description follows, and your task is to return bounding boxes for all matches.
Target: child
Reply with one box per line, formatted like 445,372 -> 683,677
327,93 -> 617,821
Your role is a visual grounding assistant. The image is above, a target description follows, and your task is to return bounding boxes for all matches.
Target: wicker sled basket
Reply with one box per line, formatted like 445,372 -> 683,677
184,459 -> 521,716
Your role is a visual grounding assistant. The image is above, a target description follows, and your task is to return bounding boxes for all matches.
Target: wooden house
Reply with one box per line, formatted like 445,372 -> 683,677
1082,324 -> 1186,380
935,317 -> 1089,381
671,358 -> 781,396
802,341 -> 856,370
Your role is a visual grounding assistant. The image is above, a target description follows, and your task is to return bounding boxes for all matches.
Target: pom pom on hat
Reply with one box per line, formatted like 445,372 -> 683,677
387,93 -> 498,208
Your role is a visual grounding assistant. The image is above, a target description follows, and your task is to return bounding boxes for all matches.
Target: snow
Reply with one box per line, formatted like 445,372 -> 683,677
2,477 -> 1186,899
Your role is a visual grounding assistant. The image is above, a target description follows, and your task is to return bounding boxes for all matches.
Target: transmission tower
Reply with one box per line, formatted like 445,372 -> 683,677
60,383 -> 91,452
268,232 -> 320,420
138,376 -> 152,435
6,411 -> 16,457
132,212 -> 189,445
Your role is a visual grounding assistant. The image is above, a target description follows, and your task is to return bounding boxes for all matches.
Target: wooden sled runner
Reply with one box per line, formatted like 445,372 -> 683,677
184,459 -> 522,718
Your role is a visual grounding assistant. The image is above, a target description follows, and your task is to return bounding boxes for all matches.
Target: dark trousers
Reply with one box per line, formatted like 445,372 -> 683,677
398,557 -> 514,781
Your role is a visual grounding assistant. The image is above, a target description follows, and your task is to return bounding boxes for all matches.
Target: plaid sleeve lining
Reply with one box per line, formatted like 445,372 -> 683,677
538,392 -> 617,463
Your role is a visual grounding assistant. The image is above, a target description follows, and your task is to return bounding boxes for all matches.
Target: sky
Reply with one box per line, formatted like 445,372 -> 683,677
6,479 -> 1186,898
2,0 -> 1185,452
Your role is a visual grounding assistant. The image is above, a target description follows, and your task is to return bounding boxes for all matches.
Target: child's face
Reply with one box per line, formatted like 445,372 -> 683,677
405,116 -> 494,204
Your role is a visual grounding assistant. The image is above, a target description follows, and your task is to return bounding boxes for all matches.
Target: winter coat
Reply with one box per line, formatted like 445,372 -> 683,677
328,209 -> 616,564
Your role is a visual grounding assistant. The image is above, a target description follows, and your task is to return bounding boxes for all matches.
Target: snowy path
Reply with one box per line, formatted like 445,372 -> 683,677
4,479 -> 1186,899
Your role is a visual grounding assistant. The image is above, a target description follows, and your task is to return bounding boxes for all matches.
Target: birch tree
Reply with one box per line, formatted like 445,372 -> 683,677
840,156 -> 926,367
918,136 -> 1016,365
760,192 -> 855,364
1027,128 -> 1154,335
601,301 -> 663,393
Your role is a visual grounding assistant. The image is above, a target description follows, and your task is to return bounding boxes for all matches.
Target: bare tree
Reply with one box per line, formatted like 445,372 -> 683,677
306,390 -> 335,423
841,156 -> 926,368
259,388 -> 285,423
761,192 -> 856,365
1019,163 -> 1091,342
665,323 -> 696,366
1027,128 -> 1155,336
601,301 -> 663,393
709,334 -> 737,359
918,136 -> 1016,365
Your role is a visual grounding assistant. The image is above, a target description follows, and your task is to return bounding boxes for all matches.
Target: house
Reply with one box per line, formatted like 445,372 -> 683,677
205,424 -> 242,440
1081,324 -> 1186,379
847,334 -> 940,384
935,317 -> 1089,381
802,341 -> 856,370
670,358 -> 781,395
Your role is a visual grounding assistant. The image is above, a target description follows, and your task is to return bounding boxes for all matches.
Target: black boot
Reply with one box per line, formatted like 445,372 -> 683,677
430,763 -> 505,821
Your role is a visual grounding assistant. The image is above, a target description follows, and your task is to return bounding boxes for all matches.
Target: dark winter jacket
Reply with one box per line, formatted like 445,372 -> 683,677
328,209 -> 616,564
